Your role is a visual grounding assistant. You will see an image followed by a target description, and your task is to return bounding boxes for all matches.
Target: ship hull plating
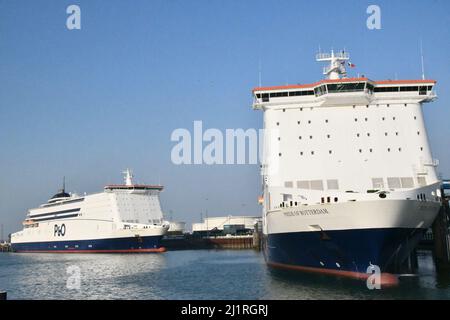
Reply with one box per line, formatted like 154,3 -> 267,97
11,235 -> 165,253
263,199 -> 440,280
265,227 -> 425,276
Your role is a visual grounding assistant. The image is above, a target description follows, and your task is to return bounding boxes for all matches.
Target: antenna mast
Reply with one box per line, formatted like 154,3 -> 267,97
420,39 -> 425,80
123,169 -> 133,186
316,49 -> 350,79
258,58 -> 262,87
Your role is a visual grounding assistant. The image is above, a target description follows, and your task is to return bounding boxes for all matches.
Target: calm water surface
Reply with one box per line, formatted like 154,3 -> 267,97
0,249 -> 449,299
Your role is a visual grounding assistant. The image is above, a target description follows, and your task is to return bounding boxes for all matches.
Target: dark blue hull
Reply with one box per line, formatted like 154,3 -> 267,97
265,227 -> 425,274
11,235 -> 165,253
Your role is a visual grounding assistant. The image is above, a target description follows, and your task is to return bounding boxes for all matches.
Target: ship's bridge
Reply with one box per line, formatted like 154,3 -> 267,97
252,78 -> 436,109
104,169 -> 163,193
104,184 -> 164,191
253,49 -> 436,109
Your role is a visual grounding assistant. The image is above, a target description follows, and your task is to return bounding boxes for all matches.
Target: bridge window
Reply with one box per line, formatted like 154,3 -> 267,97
289,90 -> 314,96
419,86 -> 427,95
400,86 -> 419,92
327,82 -> 365,93
314,85 -> 327,97
374,87 -> 400,92
270,92 -> 288,98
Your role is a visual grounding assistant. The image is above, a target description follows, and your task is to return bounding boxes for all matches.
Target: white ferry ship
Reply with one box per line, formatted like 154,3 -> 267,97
11,170 -> 169,253
252,50 -> 442,284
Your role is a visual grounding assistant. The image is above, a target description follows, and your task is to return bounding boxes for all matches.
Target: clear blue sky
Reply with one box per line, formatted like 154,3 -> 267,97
0,0 -> 449,236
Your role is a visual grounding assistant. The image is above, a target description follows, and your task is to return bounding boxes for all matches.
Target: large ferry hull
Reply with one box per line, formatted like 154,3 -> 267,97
11,234 -> 165,253
265,227 -> 424,275
263,199 -> 440,281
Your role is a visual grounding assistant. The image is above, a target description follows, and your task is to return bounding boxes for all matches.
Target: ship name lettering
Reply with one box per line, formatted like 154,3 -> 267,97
284,209 -> 329,216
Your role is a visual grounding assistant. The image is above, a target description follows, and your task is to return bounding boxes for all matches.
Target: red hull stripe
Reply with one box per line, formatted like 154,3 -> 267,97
15,247 -> 166,253
267,261 -> 399,286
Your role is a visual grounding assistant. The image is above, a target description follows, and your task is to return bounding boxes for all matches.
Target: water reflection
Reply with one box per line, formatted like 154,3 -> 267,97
0,249 -> 449,299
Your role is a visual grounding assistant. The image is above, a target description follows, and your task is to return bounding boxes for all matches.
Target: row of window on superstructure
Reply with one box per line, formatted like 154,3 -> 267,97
256,84 -> 433,101
278,146 -> 424,157
283,176 -> 426,191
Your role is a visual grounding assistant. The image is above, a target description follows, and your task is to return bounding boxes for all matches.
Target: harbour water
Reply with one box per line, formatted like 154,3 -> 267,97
0,250 -> 449,300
